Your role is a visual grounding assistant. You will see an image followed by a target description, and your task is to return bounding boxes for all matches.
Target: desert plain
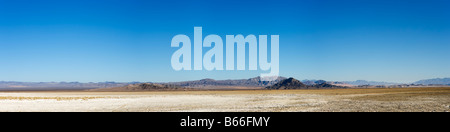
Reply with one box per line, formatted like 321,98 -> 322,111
0,87 -> 448,112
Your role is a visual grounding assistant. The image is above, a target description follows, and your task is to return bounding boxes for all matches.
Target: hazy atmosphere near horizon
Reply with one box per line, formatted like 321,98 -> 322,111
0,0 -> 449,83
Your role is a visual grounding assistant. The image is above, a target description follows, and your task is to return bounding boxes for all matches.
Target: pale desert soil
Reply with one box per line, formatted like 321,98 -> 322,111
0,88 -> 448,112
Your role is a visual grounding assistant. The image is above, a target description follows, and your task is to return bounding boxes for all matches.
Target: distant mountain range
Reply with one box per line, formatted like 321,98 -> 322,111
414,78 -> 450,85
168,76 -> 287,88
0,81 -> 137,90
0,77 -> 448,90
89,83 -> 190,92
342,80 -> 400,86
299,79 -> 400,86
91,77 -> 288,91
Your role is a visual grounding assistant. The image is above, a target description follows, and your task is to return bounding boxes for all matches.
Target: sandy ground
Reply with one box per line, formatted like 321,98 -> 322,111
0,88 -> 448,112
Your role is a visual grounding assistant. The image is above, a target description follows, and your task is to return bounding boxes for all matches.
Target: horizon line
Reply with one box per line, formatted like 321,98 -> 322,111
1,76 -> 449,84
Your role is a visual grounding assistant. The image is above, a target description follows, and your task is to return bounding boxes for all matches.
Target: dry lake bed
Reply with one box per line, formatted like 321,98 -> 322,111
0,87 -> 448,112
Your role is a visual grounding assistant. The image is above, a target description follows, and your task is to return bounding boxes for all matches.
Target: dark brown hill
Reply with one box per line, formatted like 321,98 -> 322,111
266,78 -> 307,89
266,77 -> 347,89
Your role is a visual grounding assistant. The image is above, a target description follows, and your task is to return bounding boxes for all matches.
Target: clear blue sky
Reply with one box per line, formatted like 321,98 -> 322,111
0,0 -> 449,83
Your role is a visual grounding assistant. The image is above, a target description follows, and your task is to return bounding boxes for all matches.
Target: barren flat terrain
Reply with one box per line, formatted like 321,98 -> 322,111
0,88 -> 448,112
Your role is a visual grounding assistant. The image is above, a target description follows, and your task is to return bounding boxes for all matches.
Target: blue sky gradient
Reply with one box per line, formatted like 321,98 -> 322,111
0,0 -> 449,83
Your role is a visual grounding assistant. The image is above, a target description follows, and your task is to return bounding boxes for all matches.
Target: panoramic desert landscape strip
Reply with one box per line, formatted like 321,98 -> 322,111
0,87 -> 448,112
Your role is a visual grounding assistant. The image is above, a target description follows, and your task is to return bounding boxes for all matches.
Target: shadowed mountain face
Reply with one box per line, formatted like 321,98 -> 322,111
266,78 -> 347,89
266,78 -> 307,89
